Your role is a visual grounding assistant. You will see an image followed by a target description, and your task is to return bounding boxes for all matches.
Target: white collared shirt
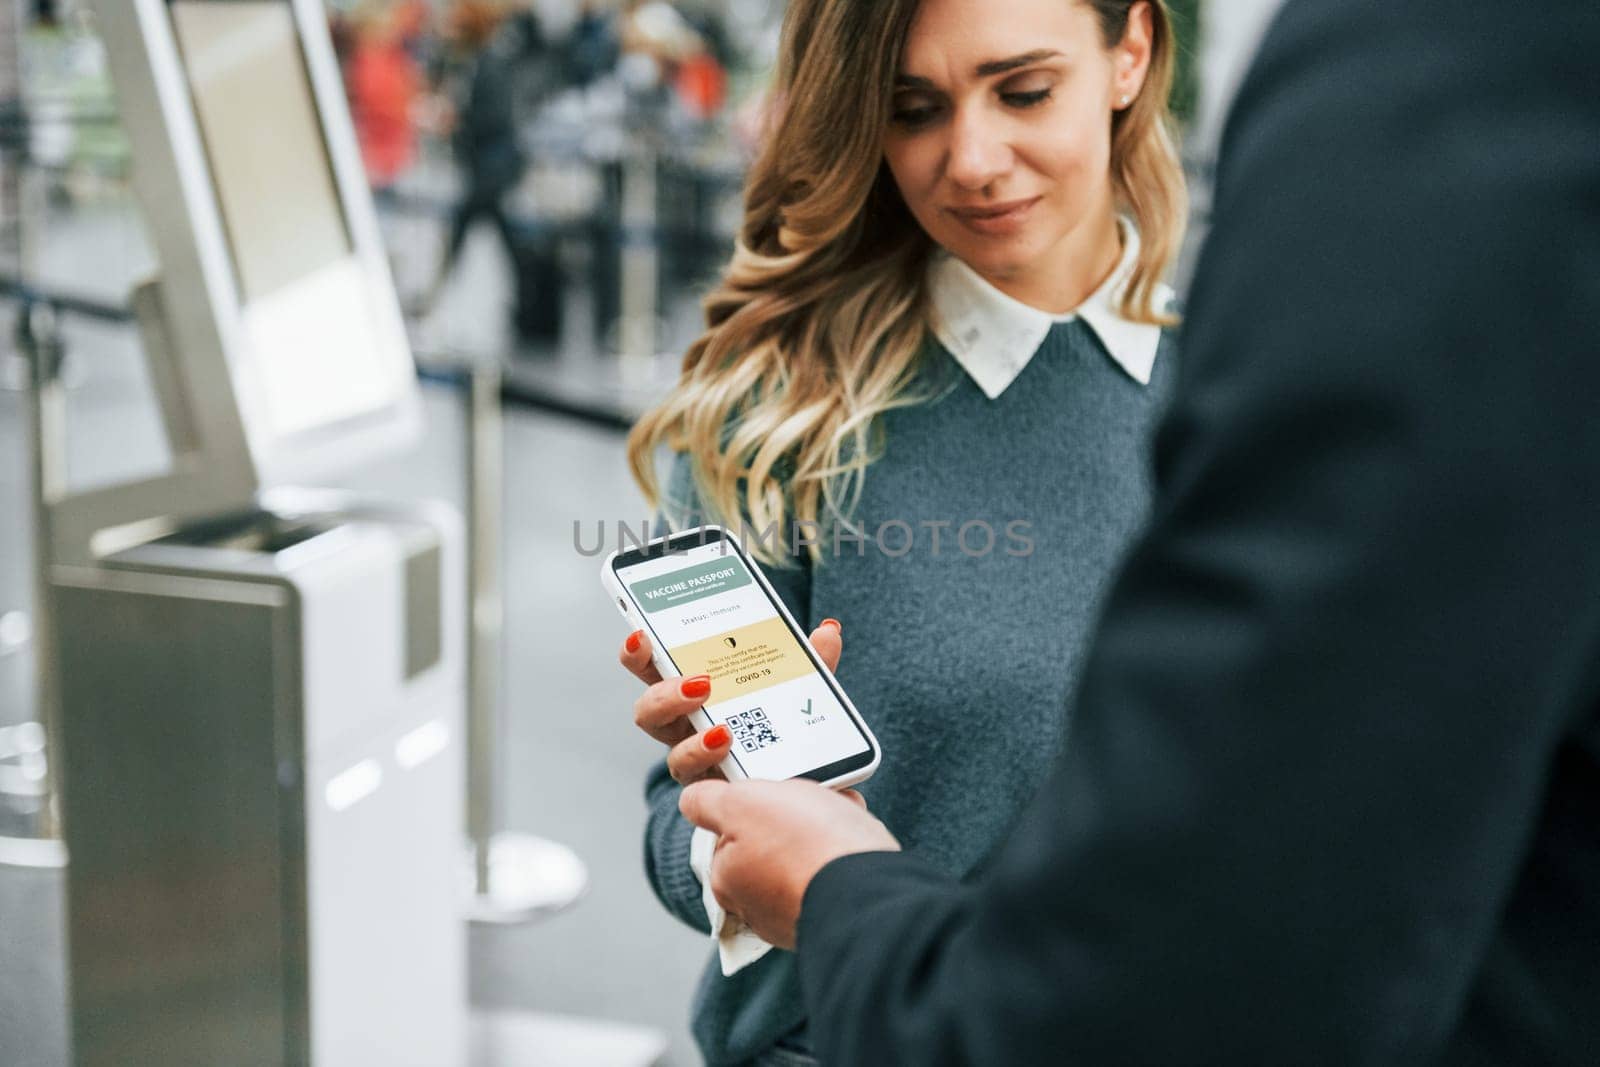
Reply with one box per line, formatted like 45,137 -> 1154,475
927,219 -> 1174,399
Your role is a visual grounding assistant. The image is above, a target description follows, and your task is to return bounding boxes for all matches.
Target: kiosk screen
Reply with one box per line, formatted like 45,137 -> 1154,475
168,0 -> 397,442
169,1 -> 350,302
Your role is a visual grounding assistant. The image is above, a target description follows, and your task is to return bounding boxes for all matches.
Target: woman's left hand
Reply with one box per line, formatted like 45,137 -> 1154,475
622,619 -> 844,786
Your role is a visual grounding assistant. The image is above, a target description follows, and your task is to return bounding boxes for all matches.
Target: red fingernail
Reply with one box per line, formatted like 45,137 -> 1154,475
625,630 -> 643,653
681,675 -> 711,700
820,618 -> 842,632
704,725 -> 731,748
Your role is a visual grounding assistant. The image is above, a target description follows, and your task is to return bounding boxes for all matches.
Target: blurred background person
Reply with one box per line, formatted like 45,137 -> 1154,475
418,0 -> 563,344
565,0 -> 622,90
343,0 -> 424,195
424,0 -> 523,293
615,0 -> 729,123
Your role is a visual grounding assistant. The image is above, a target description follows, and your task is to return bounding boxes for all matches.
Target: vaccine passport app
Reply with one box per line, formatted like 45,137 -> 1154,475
619,541 -> 870,781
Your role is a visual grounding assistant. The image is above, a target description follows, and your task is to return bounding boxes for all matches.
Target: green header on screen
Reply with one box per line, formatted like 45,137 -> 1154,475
629,556 -> 753,610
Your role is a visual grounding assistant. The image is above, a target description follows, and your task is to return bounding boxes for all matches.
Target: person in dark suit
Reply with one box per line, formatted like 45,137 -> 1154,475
678,0 -> 1600,1062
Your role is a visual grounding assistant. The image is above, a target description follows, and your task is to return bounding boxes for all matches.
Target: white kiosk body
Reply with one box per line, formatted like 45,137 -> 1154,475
54,503 -> 466,1066
53,2 -> 467,1063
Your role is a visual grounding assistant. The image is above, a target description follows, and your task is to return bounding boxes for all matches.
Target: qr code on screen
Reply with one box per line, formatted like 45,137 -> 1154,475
725,708 -> 780,752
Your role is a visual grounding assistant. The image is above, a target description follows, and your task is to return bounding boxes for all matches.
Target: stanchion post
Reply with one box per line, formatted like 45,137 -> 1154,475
618,146 -> 659,377
465,358 -> 503,897
458,358 -> 588,924
23,303 -> 64,839
0,301 -> 70,867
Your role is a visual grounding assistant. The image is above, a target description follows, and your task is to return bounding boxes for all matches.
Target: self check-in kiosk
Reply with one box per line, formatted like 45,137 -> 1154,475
50,2 -> 465,1063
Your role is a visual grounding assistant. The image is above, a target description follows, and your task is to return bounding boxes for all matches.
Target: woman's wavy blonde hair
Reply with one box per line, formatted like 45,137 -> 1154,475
628,0 -> 1187,564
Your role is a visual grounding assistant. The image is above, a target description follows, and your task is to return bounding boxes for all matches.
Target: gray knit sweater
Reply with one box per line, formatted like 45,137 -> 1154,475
643,320 -> 1177,1064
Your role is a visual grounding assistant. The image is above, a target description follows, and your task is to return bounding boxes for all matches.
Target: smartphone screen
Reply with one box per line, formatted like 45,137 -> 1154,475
611,530 -> 876,783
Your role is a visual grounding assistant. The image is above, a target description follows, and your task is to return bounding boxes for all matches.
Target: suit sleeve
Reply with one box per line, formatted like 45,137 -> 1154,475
641,453 -> 813,933
796,4 -> 1600,1064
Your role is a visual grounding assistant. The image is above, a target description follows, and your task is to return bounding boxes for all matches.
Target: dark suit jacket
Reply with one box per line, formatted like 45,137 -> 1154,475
796,2 -> 1600,1063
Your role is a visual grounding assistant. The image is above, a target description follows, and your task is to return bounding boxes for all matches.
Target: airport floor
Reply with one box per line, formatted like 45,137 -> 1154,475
0,205 -> 714,1064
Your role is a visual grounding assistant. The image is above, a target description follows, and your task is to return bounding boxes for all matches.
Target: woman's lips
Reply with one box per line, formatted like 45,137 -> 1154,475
947,197 -> 1041,236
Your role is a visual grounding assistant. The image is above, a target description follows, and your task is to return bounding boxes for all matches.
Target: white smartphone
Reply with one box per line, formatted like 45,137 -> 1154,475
602,524 -> 880,789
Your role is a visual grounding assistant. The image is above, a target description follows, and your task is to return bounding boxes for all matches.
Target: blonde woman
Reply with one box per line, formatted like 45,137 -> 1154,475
618,1 -> 1186,1062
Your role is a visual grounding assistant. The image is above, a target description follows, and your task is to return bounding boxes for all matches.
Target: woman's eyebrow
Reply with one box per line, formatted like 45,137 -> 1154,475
896,49 -> 1065,88
974,49 -> 1063,77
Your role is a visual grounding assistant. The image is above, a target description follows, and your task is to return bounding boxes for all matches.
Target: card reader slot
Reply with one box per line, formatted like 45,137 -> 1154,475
156,510 -> 336,554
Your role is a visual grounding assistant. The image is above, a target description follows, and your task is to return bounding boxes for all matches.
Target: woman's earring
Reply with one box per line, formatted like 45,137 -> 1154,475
1119,94 -> 1133,108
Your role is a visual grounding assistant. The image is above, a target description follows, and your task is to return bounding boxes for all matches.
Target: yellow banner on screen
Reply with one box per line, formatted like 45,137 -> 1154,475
673,617 -> 816,703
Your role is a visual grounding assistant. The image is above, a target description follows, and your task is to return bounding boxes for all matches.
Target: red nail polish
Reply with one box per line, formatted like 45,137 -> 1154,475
681,675 -> 711,700
820,618 -> 842,632
625,630 -> 643,653
704,725 -> 731,748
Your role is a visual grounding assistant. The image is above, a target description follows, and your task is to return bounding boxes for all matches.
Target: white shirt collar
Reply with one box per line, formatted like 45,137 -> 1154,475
927,219 -> 1173,399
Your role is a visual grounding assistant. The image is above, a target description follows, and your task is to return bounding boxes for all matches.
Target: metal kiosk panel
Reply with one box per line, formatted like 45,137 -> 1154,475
55,500 -> 467,1067
51,2 -> 468,1063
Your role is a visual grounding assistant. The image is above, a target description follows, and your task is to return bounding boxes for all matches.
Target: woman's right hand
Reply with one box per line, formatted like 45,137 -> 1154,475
620,620 -> 844,786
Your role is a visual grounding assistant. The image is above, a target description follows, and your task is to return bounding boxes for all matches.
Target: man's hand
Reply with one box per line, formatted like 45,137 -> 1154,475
679,778 -> 901,948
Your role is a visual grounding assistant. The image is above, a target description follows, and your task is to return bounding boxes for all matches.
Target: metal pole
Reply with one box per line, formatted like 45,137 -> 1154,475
465,359 -> 502,897
0,301 -> 69,869
618,147 -> 658,375
459,359 -> 587,924
25,304 -> 64,841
